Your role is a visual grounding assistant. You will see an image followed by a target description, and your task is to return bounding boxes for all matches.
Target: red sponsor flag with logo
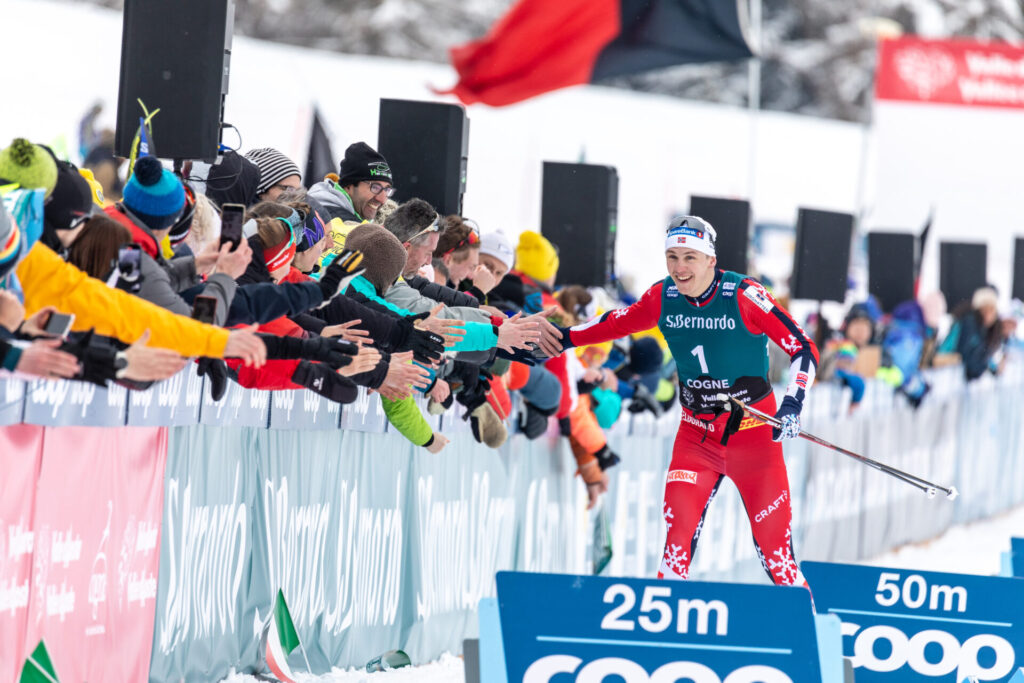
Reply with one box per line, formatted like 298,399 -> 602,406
876,36 -> 1024,109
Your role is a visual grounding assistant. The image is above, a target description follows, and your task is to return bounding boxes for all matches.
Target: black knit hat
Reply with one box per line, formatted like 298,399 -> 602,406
43,155 -> 94,232
206,151 -> 261,208
338,142 -> 392,187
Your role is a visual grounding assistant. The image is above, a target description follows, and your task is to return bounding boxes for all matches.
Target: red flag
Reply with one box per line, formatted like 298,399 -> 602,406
438,0 -> 620,106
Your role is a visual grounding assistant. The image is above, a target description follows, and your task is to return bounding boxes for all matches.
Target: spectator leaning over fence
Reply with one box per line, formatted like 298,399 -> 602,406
551,215 -> 819,586
0,139 -> 266,365
940,286 -> 1005,381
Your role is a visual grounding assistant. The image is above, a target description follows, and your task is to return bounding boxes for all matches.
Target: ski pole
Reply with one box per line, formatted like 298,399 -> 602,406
716,394 -> 959,500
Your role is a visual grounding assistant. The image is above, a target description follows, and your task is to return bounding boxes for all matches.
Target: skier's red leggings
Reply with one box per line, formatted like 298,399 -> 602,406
658,393 -> 802,585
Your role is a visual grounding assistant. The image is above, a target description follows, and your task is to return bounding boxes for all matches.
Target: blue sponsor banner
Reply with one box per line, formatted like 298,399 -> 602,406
494,571 -> 825,682
268,388 -> 342,430
804,561 -> 1024,682
22,378 -> 127,427
1012,538 -> 1024,578
339,387 -> 387,432
199,378 -> 270,427
126,367 -> 203,426
0,375 -> 25,426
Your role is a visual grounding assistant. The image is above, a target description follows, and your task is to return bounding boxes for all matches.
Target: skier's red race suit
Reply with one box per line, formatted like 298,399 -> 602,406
567,270 -> 818,584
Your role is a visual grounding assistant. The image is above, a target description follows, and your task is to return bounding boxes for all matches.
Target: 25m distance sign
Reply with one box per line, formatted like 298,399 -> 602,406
803,561 -> 1024,682
496,571 -> 824,683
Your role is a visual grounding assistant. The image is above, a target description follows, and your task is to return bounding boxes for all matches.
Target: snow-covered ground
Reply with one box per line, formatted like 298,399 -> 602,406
222,504 -> 1024,683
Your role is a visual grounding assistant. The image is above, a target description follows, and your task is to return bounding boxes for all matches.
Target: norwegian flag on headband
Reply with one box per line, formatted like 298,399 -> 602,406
437,0 -> 753,107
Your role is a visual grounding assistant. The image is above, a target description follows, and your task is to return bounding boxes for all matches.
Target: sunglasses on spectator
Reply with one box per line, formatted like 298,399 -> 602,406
409,214 -> 444,242
363,181 -> 396,198
442,224 -> 480,256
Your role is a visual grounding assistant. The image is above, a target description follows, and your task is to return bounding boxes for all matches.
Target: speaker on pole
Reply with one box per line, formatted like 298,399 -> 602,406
791,208 -> 853,302
688,195 -> 750,274
540,162 -> 619,288
1013,237 -> 1024,303
378,99 -> 469,216
115,0 -> 234,161
867,231 -> 916,313
939,242 -> 987,312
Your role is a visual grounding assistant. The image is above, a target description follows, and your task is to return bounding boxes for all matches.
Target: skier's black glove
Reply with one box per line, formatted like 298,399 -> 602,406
317,249 -> 365,302
291,360 -> 358,404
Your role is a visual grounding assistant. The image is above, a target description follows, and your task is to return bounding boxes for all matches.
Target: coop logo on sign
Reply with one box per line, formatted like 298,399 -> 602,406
522,656 -> 793,683
840,572 -> 1016,681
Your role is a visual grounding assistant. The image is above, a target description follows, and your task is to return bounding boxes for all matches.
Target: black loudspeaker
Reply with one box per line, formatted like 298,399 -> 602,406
688,195 -> 750,274
378,99 -> 469,216
867,232 -> 916,313
540,162 -> 619,288
115,0 -> 233,161
1013,238 -> 1024,303
791,208 -> 853,302
939,242 -> 987,312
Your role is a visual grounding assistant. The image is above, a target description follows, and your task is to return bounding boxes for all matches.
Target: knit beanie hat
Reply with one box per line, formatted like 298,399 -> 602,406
629,336 -> 664,376
338,142 -> 392,187
0,201 -> 20,280
480,230 -> 515,271
123,156 -> 185,231
345,223 -> 407,294
44,158 -> 94,232
515,230 -> 559,282
245,147 -> 302,196
206,151 -> 261,208
0,139 -> 58,198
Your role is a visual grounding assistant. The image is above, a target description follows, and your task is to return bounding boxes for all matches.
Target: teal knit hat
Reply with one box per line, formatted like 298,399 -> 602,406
0,139 -> 58,198
123,156 -> 185,220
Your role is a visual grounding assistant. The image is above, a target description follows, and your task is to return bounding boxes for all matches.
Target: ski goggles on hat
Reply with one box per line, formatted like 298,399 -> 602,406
264,217 -> 297,271
408,213 -> 444,242
441,221 -> 480,257
665,215 -> 716,257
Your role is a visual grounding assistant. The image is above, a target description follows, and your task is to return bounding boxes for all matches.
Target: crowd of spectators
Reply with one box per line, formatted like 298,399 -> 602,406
0,134 -> 681,510
815,283 -> 1021,412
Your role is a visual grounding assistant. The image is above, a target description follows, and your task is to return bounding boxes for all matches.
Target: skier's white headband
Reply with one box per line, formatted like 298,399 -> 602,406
665,216 -> 716,258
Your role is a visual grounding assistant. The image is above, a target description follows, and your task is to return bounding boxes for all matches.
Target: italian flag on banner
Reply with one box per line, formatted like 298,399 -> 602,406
260,589 -> 302,683
20,641 -> 59,683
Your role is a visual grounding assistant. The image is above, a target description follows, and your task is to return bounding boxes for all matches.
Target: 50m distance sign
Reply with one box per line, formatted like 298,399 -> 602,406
803,561 -> 1024,682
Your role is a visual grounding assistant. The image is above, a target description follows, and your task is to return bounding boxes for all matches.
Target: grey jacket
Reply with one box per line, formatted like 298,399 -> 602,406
137,252 -> 237,325
307,181 -> 361,223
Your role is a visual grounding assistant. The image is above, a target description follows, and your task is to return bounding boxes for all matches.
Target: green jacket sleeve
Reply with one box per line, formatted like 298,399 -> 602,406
380,394 -> 434,446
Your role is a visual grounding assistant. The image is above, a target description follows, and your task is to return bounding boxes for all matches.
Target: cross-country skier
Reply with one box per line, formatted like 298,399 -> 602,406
557,216 -> 818,584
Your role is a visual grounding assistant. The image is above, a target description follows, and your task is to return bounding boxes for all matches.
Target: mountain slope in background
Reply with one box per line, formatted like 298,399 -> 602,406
65,0 -> 1024,121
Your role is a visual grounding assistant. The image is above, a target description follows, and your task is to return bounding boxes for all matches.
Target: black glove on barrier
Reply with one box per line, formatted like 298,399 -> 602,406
291,360 -> 357,404
595,445 -> 621,471
197,357 -> 229,401
259,334 -> 358,369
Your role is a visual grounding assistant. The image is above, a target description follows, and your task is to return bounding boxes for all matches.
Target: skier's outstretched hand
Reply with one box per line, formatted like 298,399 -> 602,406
772,396 -> 802,442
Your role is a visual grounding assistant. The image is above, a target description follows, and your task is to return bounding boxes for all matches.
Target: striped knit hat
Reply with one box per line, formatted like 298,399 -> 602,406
245,148 -> 301,196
